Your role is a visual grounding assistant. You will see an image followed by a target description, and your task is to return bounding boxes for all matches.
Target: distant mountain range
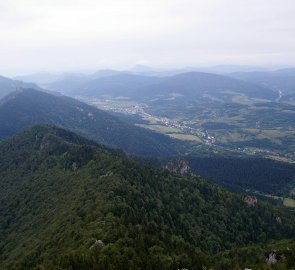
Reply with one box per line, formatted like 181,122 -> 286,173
14,69 -> 123,87
138,72 -> 277,101
230,68 -> 295,95
40,71 -> 278,102
47,73 -> 162,97
15,66 -> 294,103
13,64 -> 273,85
0,88 -> 180,157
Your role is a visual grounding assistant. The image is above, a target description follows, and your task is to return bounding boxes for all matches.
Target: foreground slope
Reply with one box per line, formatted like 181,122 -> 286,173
0,88 -> 179,157
0,125 -> 294,269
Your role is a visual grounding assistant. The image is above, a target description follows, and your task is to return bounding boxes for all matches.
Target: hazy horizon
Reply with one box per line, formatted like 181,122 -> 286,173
1,0 -> 295,76
5,64 -> 294,79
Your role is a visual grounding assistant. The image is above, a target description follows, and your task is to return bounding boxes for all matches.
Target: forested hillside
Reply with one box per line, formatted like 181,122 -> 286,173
0,89 -> 180,157
0,125 -> 294,269
186,156 -> 295,196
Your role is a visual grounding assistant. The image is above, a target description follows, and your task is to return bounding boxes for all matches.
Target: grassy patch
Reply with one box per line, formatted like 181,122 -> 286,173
137,124 -> 182,134
283,198 -> 295,208
168,133 -> 202,142
263,194 -> 295,208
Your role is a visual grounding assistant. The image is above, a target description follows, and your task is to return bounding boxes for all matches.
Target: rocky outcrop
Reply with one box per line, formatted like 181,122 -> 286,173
243,196 -> 258,207
266,251 -> 277,265
164,159 -> 196,177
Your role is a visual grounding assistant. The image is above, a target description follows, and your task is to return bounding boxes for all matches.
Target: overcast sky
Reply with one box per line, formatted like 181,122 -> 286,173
1,0 -> 295,76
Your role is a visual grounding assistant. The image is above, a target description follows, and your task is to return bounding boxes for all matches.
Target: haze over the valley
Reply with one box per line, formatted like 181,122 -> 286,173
1,0 -> 295,76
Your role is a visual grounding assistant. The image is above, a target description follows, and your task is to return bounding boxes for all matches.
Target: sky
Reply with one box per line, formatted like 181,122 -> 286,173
1,0 -> 295,76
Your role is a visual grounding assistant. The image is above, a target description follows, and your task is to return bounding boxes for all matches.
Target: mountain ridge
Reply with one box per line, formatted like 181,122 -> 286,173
0,75 -> 41,99
44,71 -> 277,101
0,88 -> 180,157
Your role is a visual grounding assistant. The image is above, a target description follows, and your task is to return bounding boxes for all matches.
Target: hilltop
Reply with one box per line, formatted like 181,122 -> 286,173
0,75 -> 40,99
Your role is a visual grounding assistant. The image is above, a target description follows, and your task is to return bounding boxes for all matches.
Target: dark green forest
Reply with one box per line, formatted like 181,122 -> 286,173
0,125 -> 295,269
186,156 -> 295,196
137,155 -> 295,197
